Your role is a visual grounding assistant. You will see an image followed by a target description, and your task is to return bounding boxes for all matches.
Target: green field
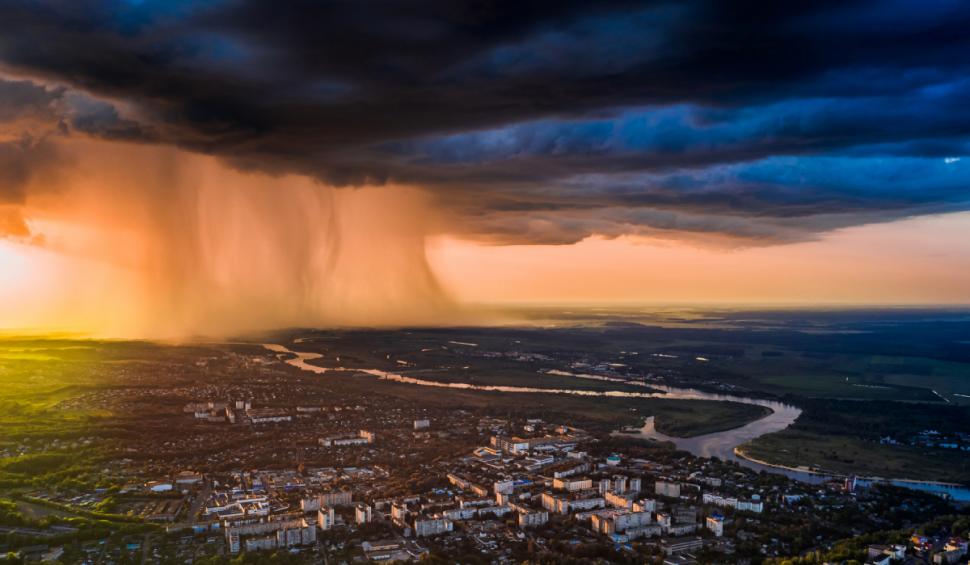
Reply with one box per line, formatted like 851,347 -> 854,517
750,372 -> 940,401
4,327 -> 968,490
740,429 -> 970,483
869,356 -> 970,404
739,397 -> 970,483
15,499 -> 79,520
312,366 -> 771,438
689,349 -> 954,402
650,401 -> 770,437
0,351 -> 60,361
369,365 -> 658,394
295,325 -> 970,405
0,340 -> 119,492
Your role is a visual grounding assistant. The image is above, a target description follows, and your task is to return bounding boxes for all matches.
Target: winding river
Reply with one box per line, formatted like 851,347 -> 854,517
263,342 -> 969,501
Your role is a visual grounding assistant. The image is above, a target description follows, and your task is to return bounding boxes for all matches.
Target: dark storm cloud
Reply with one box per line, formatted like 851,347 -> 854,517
0,74 -> 152,239
0,0 -> 969,243
0,78 -> 64,209
0,137 -> 60,204
61,92 -> 156,141
0,77 -> 62,124
0,75 -> 151,193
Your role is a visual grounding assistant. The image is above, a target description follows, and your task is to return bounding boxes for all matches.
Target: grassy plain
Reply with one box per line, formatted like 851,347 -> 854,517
741,430 -> 970,483
276,319 -> 970,481
746,371 -> 940,401
740,397 -> 970,483
4,312 -> 969,492
314,367 -> 770,438
0,338 -> 163,492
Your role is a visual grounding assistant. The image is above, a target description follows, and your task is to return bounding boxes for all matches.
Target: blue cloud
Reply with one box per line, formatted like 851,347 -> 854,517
2,0 -> 970,243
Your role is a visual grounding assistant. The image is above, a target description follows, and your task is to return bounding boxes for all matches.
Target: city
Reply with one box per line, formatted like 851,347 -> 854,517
1,0 -> 970,563
0,320 -> 967,564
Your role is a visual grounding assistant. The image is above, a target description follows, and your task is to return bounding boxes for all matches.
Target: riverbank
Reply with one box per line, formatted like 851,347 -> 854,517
262,342 -> 774,437
652,404 -> 771,438
737,428 -> 970,485
734,446 -> 970,502
263,341 -> 969,500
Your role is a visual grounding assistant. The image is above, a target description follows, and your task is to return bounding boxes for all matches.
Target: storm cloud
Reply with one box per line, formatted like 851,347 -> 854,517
1,0 -> 969,244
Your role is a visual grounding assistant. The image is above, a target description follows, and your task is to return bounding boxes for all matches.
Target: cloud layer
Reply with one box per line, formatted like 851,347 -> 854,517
0,0 -> 969,244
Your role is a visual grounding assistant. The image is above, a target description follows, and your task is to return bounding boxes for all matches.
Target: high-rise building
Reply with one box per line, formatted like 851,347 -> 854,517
633,498 -> 656,513
613,475 -> 628,493
355,504 -> 372,525
391,502 -> 409,526
518,509 -> 549,528
493,480 -> 514,495
318,507 -> 336,531
655,481 -> 681,498
706,513 -> 724,537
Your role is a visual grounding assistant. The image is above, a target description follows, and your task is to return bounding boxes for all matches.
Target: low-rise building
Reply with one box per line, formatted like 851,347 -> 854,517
591,510 -> 653,535
147,481 -> 173,493
553,477 -> 592,492
605,491 -> 635,509
301,490 -> 352,511
702,492 -> 763,513
174,471 -> 204,486
662,536 -> 704,555
413,517 -> 453,537
246,408 -> 292,424
362,539 -> 428,562
666,523 -> 699,536
568,496 -> 606,513
443,507 -> 478,521
319,430 -> 374,447
493,480 -> 514,495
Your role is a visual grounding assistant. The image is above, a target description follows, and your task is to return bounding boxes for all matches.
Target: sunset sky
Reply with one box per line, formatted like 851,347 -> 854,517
1,1 -> 969,335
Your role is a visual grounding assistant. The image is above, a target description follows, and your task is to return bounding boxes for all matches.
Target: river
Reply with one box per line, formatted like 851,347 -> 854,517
263,342 -> 969,502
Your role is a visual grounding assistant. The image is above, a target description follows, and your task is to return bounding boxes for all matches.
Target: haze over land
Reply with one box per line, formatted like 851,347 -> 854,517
0,1 -> 969,336
1,5 -> 970,562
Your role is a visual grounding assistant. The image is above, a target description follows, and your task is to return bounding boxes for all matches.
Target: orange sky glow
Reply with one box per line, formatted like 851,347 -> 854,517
1,138 -> 968,337
2,2 -> 970,339
430,213 -> 970,306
